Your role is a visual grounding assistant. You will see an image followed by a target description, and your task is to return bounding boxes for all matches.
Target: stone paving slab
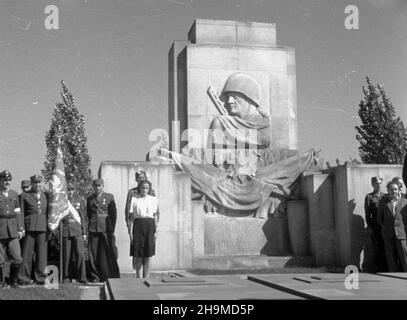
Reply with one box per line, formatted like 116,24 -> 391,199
247,273 -> 407,300
108,275 -> 304,300
145,278 -> 222,287
377,273 -> 407,280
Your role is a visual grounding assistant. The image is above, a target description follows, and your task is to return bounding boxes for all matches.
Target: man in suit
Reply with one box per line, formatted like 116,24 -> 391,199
87,178 -> 119,282
18,174 -> 49,285
377,180 -> 407,272
364,176 -> 386,271
61,185 -> 88,284
392,177 -> 405,198
0,170 -> 24,289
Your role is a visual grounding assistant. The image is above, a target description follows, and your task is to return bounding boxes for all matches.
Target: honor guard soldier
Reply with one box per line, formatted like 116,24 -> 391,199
87,178 -> 120,282
20,180 -> 30,194
62,185 -> 88,283
19,180 -> 30,213
19,175 -> 49,285
364,176 -> 386,271
0,170 -> 24,289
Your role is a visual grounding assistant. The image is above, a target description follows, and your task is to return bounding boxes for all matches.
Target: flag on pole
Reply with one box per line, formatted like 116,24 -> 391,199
48,142 -> 81,230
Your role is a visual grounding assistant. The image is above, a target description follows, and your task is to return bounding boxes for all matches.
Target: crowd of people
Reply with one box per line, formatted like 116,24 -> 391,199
365,176 -> 407,272
2,162 -> 406,289
0,169 -> 159,289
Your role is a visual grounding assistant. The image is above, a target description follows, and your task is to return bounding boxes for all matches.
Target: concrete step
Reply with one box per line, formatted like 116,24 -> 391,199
192,255 -> 315,270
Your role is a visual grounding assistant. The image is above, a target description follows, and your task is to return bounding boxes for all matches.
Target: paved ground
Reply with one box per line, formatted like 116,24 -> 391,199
106,272 -> 407,300
107,274 -> 304,300
248,273 -> 407,300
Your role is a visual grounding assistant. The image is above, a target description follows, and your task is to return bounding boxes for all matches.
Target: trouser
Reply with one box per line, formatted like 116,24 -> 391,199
19,231 -> 47,283
371,232 -> 387,271
0,238 -> 23,284
63,235 -> 87,282
88,232 -> 119,281
383,237 -> 407,272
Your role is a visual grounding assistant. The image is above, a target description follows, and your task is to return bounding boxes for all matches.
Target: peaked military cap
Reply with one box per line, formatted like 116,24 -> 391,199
30,174 -> 43,183
21,180 -> 31,187
92,178 -> 104,186
0,170 -> 12,180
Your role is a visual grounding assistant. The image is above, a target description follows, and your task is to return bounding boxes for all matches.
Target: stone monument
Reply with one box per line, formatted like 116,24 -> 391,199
164,19 -> 317,256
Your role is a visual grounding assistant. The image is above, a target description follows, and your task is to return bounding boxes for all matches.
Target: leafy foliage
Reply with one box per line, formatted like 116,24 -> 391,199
355,77 -> 407,164
43,81 -> 93,196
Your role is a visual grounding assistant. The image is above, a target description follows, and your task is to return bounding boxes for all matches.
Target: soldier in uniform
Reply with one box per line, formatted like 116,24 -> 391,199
61,185 -> 88,283
87,178 -> 119,282
18,175 -> 49,285
0,170 -> 24,289
364,176 -> 386,271
20,180 -> 30,195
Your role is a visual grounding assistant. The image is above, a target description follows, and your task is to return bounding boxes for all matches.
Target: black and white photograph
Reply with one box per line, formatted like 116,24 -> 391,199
0,0 -> 406,307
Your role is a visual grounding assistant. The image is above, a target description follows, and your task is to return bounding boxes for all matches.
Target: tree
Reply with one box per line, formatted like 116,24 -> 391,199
43,80 -> 93,196
355,77 -> 407,164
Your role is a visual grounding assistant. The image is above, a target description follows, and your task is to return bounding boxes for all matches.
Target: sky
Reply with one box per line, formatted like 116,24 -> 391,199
0,0 -> 406,189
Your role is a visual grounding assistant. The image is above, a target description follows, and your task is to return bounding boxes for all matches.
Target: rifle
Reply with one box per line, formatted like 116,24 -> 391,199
207,86 -> 227,115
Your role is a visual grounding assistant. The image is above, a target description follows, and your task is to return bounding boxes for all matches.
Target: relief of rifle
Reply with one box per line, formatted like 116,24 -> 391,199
207,86 -> 227,115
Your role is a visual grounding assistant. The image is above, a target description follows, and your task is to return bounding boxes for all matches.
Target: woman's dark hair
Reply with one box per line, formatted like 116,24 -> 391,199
137,179 -> 152,193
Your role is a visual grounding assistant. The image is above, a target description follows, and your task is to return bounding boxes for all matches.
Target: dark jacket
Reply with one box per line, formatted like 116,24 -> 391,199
21,190 -> 48,232
0,190 -> 23,239
87,192 -> 116,233
364,191 -> 384,235
377,197 -> 407,239
62,196 -> 87,238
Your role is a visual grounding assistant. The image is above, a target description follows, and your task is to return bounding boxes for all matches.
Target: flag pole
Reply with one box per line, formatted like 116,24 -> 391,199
56,131 -> 63,284
59,219 -> 63,283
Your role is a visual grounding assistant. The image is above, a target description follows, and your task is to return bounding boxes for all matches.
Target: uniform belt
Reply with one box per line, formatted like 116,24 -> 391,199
94,213 -> 108,218
0,214 -> 17,219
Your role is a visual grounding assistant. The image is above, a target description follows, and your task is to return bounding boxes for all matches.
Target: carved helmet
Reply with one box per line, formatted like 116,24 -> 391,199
220,72 -> 261,107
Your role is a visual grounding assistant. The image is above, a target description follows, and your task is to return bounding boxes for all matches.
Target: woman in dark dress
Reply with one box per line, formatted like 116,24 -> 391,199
129,180 -> 159,278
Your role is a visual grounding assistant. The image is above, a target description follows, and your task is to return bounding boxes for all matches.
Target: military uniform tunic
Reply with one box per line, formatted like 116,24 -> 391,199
61,196 -> 88,282
19,190 -> 49,283
86,191 -> 119,281
0,190 -> 23,267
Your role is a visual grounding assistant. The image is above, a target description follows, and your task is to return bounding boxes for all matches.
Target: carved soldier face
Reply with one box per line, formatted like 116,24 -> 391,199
224,92 -> 253,118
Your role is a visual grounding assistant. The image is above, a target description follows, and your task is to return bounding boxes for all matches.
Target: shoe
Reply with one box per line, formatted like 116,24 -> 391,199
1,282 -> 10,290
17,280 -> 30,287
91,279 -> 100,283
62,278 -> 71,284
